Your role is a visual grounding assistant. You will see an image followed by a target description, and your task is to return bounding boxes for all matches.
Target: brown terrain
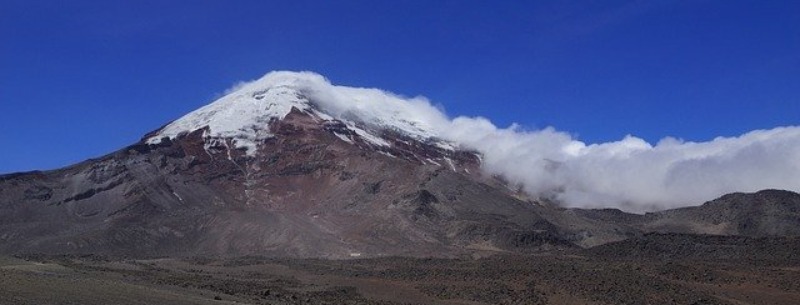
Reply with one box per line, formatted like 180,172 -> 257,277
2,234 -> 799,305
1,102 -> 799,304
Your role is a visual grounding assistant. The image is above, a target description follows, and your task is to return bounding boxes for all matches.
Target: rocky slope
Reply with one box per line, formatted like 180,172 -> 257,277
641,189 -> 800,236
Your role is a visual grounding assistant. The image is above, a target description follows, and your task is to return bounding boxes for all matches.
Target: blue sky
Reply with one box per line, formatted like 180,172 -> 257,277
1,0 -> 798,174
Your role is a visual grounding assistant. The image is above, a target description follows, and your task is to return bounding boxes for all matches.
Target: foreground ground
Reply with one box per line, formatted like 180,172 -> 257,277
2,235 -> 799,305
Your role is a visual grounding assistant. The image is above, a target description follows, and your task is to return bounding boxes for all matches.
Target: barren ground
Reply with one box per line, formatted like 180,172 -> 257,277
2,245 -> 798,305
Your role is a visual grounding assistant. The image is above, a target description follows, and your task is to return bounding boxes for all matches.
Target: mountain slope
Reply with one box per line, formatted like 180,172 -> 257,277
0,106 -> 588,258
1,71 -> 798,258
642,189 -> 800,236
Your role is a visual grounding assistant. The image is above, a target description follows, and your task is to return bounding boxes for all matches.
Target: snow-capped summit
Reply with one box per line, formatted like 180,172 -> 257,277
147,71 -> 452,155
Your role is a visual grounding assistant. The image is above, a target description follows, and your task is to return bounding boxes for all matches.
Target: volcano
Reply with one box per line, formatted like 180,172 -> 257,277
1,71 -> 798,259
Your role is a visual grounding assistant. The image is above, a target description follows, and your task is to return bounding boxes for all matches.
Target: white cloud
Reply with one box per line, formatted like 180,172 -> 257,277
452,123 -> 800,212
441,117 -> 800,212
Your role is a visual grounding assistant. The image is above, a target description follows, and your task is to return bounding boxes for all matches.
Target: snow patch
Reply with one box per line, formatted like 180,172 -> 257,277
444,157 -> 457,172
425,158 -> 442,166
333,132 -> 354,144
349,124 -> 390,147
378,151 -> 397,159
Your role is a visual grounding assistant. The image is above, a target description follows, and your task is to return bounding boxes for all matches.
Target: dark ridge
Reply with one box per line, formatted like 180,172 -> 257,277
412,189 -> 439,205
0,170 -> 44,181
363,181 -> 383,194
585,232 -> 800,263
712,189 -> 799,203
755,188 -> 800,198
23,185 -> 53,201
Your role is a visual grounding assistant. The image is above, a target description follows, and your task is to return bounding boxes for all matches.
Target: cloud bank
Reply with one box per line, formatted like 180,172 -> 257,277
443,120 -> 800,212
235,72 -> 800,213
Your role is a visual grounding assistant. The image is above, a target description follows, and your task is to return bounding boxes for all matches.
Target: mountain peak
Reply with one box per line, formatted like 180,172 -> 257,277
146,71 -> 451,155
